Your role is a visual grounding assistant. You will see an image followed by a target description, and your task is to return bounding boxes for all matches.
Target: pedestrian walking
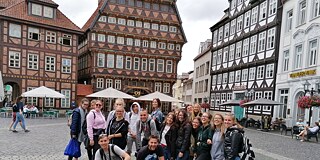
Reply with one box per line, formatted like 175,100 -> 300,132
224,113 -> 244,160
159,112 -> 178,160
175,110 -> 192,160
8,101 -> 22,131
137,135 -> 165,160
136,109 -> 158,150
195,112 -> 213,160
95,134 -> 130,160
126,102 -> 141,156
12,96 -> 29,133
210,113 -> 225,160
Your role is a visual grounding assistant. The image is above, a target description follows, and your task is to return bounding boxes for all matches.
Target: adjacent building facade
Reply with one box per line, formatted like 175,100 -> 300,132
193,39 -> 211,104
274,0 -> 320,126
0,0 -> 82,108
78,0 -> 187,112
210,0 -> 282,119
182,71 -> 193,105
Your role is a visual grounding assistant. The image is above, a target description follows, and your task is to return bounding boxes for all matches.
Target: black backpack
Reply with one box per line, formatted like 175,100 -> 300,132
153,118 -> 162,131
12,104 -> 19,112
99,144 -> 123,160
82,111 -> 96,135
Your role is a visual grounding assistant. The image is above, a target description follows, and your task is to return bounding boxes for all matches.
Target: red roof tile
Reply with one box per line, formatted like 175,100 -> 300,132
0,0 -> 22,8
0,0 -> 81,32
39,0 -> 57,5
77,84 -> 93,96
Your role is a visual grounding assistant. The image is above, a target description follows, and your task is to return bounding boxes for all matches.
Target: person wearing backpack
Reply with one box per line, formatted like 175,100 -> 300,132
224,113 -> 244,160
210,113 -> 225,160
126,102 -> 141,156
86,100 -> 106,160
12,97 -> 29,133
151,98 -> 164,131
136,109 -> 158,150
95,134 -> 130,160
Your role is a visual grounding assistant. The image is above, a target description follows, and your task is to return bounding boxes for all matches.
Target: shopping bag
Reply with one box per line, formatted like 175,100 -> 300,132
64,138 -> 81,158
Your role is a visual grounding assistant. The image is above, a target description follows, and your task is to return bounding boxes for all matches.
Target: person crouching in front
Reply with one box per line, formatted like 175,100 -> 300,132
95,134 -> 130,160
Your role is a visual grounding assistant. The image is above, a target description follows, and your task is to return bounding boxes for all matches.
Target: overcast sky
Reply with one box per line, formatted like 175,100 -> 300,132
54,0 -> 228,74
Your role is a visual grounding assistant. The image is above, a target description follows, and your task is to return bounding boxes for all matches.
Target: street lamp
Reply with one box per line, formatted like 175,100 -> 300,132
303,80 -> 320,125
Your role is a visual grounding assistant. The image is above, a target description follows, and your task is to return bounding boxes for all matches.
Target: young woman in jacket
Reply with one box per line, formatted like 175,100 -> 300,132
175,110 -> 192,160
159,112 -> 178,160
195,112 -> 213,160
210,113 -> 225,160
190,116 -> 202,160
224,113 -> 244,160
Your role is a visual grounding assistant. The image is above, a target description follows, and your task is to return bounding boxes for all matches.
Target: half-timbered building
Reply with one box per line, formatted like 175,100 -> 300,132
78,0 -> 186,113
0,0 -> 82,109
210,0 -> 283,119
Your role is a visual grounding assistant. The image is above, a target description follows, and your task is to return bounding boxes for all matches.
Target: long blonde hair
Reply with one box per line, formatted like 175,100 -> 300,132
212,113 -> 225,138
225,113 -> 243,129
191,103 -> 202,120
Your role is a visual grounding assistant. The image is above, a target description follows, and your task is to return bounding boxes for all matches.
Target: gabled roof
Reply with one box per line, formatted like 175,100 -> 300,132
81,0 -> 106,32
0,0 -> 82,33
38,0 -> 57,5
0,0 -> 21,9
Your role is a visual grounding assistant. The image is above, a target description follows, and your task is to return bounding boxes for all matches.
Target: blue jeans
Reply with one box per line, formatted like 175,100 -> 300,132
162,146 -> 171,160
176,150 -> 189,160
13,112 -> 26,130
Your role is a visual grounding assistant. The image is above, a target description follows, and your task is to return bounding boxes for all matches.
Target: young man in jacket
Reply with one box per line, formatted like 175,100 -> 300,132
136,109 -> 158,150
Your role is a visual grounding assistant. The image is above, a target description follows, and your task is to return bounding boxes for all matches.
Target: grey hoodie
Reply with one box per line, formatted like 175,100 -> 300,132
128,102 -> 141,135
136,117 -> 158,150
210,129 -> 225,160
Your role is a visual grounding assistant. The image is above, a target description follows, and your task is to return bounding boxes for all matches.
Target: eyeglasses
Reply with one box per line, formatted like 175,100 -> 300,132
214,118 -> 222,120
202,115 -> 209,118
96,104 -> 102,106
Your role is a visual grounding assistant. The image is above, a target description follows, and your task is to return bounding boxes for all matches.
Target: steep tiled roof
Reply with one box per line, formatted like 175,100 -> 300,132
0,0 -> 22,9
0,0 -> 81,32
81,1 -> 105,32
39,0 -> 57,5
77,84 -> 93,96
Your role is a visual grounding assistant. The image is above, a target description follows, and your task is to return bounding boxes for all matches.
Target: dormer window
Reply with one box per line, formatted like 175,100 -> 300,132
32,3 -> 42,16
44,6 -> 53,18
30,3 -> 55,19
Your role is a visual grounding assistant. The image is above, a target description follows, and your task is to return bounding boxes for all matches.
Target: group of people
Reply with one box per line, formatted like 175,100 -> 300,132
68,98 -> 247,160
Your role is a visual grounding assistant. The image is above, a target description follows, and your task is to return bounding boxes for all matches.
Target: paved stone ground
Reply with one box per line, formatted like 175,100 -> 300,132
0,117 -> 318,160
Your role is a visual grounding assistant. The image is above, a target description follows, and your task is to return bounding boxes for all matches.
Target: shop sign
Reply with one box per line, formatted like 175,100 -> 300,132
289,69 -> 316,78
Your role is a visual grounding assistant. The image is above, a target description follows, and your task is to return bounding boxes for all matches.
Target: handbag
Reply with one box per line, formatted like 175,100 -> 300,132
84,135 -> 91,149
64,138 -> 81,158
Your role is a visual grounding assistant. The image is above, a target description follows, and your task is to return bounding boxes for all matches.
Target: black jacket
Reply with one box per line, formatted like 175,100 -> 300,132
70,108 -> 81,136
176,122 -> 192,153
224,127 -> 244,160
159,124 -> 178,159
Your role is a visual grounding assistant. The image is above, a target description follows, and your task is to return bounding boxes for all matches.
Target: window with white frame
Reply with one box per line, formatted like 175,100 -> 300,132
106,79 -> 113,88
166,60 -> 172,73
134,57 -> 140,70
97,53 -> 105,67
98,16 -> 107,22
267,28 -> 276,49
212,52 -> 217,66
44,6 -> 53,18
217,74 -> 222,85
283,50 -> 290,72
158,42 -> 166,49
223,73 -> 228,84
224,23 -> 229,38
151,23 -> 159,30
312,0 -> 320,18
258,31 -> 266,52
91,33 -> 96,41
279,89 -> 289,118
62,58 -> 71,73
286,10 -> 293,32
266,64 -> 274,78
294,45 -> 303,69
117,37 -> 124,44
235,70 -> 241,82
107,54 -> 114,68
212,75 -> 217,86
217,49 -> 222,64
134,39 -> 141,46
61,90 -> 70,108
163,83 -> 170,93
149,59 -> 155,71
9,51 -> 20,68
118,18 -> 126,25
96,78 -> 104,88
155,83 -> 162,92
169,26 -> 177,32
257,65 -> 264,79
269,0 -> 277,16
236,41 -> 242,59
157,59 -> 164,72
28,54 -> 38,70
251,6 -> 258,25
45,56 -> 55,71
160,25 -> 168,31
142,58 -> 147,71
108,17 -> 116,24
229,44 -> 235,61
309,40 -> 318,66
98,34 -> 106,42
218,27 -> 223,41
27,87 -> 38,105
223,47 -> 229,62
45,97 -> 54,108
250,35 -> 257,55
144,22 -> 150,29
127,38 -> 133,46
243,38 -> 249,56
230,19 -> 236,35
260,1 -> 267,21
127,20 -> 135,26
168,43 -> 175,50
142,40 -> 149,48
46,31 -> 56,43
59,34 -> 72,46
221,93 -> 226,104
31,3 -> 42,16
229,72 -> 234,83
115,80 -> 121,90
249,67 -> 256,80
150,41 -> 157,48
244,11 -> 251,28
298,1 -> 306,25
231,0 -> 236,9
126,56 -> 132,70
254,92 -> 263,110
236,15 -> 243,32
116,55 -> 123,69
28,27 -> 40,40
264,91 -> 273,100
242,69 -> 248,81
176,44 -> 181,51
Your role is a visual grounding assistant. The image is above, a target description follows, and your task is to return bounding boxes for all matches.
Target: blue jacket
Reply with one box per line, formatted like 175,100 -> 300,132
70,108 -> 81,136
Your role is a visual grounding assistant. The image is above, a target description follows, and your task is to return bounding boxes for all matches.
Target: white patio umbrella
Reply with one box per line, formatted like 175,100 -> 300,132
136,91 -> 183,103
21,86 -> 66,112
0,71 -> 5,102
86,87 -> 135,99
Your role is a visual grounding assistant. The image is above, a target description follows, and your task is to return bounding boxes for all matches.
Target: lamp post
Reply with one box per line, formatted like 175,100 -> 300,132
303,80 -> 320,125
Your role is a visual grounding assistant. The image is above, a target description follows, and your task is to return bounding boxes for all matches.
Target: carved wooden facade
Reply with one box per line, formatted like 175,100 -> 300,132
0,0 -> 82,109
210,0 -> 283,117
79,0 -> 186,112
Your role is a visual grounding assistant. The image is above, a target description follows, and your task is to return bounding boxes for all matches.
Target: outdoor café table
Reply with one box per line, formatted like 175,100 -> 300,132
3,107 -> 12,118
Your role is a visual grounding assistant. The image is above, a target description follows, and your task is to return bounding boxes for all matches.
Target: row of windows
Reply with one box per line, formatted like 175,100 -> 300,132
282,39 -> 319,72
194,79 -> 209,94
108,0 -> 175,13
27,87 -> 70,108
96,53 -> 174,73
30,3 -> 54,19
9,51 -> 72,73
91,33 -> 181,50
230,0 -> 246,10
195,61 -> 210,78
212,64 -> 274,85
213,0 -> 277,44
212,28 -> 276,65
9,24 -> 72,46
98,16 -> 178,33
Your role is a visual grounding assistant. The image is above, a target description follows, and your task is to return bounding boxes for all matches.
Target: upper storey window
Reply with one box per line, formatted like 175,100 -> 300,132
31,3 -> 54,19
161,5 -> 169,12
298,1 -> 306,25
144,2 -> 150,9
230,0 -> 236,10
269,0 -> 277,16
59,34 -> 72,46
44,6 -> 53,18
31,3 -> 42,16
312,0 -> 320,18
137,1 -> 142,7
153,4 -> 159,10
9,23 -> 21,38
160,25 -> 168,31
99,16 -> 107,22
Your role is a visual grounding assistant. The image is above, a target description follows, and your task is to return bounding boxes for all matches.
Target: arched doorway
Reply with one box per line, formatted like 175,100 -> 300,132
4,82 -> 20,103
295,91 -> 305,121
